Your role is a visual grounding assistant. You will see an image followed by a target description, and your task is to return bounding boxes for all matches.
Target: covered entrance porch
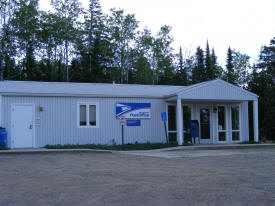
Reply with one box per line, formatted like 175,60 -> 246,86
164,80 -> 259,145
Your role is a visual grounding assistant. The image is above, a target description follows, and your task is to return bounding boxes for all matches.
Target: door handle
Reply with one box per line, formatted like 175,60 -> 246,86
29,124 -> 33,129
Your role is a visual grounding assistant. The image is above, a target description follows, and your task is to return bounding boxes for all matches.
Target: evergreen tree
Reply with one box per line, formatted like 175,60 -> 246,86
211,48 -> 216,64
179,46 -> 184,71
258,37 -> 275,80
247,67 -> 275,140
192,46 -> 205,83
132,56 -> 152,84
247,36 -> 275,140
174,47 -> 188,85
205,40 -> 212,80
85,0 -> 104,79
225,47 -> 236,84
211,48 -> 222,79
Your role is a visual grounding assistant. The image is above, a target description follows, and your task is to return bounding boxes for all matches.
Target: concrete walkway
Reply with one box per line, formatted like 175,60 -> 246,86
116,143 -> 275,159
157,143 -> 275,151
0,143 -> 274,154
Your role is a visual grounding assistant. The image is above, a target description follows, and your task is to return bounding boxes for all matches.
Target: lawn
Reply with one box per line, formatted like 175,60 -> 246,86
0,146 -> 7,150
45,142 -> 181,150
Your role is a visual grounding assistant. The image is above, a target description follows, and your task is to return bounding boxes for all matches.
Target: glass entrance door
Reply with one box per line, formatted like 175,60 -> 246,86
199,106 -> 212,144
168,105 -> 177,142
183,106 -> 191,142
217,106 -> 227,142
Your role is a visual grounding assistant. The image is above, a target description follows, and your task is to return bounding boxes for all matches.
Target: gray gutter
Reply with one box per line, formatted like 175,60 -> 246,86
0,92 -> 168,99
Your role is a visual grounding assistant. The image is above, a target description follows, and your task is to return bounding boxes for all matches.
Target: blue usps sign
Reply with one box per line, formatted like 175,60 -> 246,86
116,103 -> 151,119
161,112 -> 167,122
127,120 -> 141,126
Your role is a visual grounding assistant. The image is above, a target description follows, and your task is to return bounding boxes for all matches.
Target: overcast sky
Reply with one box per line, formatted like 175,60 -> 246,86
40,0 -> 275,65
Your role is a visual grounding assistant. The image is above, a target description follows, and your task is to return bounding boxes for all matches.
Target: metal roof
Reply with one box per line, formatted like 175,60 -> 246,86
0,79 -> 258,100
0,81 -> 186,98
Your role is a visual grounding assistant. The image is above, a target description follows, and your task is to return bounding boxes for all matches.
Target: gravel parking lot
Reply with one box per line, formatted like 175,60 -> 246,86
0,148 -> 275,206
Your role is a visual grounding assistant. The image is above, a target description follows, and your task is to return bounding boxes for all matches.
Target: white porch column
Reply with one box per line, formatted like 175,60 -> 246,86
253,99 -> 259,142
177,97 -> 183,145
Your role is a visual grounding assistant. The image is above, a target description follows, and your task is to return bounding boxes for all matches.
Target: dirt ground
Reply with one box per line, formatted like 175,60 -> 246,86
0,148 -> 275,206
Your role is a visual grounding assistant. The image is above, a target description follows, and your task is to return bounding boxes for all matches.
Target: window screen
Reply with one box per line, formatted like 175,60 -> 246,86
80,105 -> 87,126
89,105 -> 96,126
79,103 -> 98,127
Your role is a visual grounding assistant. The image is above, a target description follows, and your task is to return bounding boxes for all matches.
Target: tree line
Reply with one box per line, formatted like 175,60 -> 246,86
0,0 -> 274,140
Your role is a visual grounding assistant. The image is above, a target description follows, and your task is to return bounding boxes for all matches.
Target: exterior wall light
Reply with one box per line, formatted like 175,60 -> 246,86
39,105 -> 43,112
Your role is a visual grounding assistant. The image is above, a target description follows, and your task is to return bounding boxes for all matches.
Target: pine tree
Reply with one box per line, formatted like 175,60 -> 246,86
258,37 -> 275,80
247,66 -> 275,140
179,46 -> 184,71
205,40 -> 212,80
174,47 -> 188,85
211,48 -> 217,70
87,0 -> 103,74
192,46 -> 206,83
225,47 -> 235,84
211,48 -> 222,79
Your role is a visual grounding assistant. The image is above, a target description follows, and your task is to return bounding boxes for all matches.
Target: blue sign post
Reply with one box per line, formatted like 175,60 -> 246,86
161,112 -> 167,122
161,112 -> 168,143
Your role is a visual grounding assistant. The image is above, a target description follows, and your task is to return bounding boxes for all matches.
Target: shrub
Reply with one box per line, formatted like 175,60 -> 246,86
45,142 -> 179,151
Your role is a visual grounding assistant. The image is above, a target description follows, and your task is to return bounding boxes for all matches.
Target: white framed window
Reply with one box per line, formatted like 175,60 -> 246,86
217,105 -> 227,142
77,102 -> 99,128
167,104 -> 177,142
231,104 -> 240,141
166,104 -> 193,143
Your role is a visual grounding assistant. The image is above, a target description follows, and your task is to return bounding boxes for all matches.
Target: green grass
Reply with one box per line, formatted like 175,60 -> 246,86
239,141 -> 260,144
182,143 -> 194,146
0,146 -> 8,150
45,142 -> 180,151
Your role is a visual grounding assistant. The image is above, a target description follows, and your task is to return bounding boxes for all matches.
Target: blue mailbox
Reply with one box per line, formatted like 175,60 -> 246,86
187,120 -> 200,144
0,127 -> 7,147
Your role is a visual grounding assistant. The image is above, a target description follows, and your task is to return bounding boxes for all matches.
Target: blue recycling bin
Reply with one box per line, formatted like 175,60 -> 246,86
0,127 -> 7,147
187,120 -> 200,144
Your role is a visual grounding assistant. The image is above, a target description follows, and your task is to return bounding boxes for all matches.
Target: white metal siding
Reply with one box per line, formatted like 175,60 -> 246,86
2,96 -> 167,148
179,81 -> 257,101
